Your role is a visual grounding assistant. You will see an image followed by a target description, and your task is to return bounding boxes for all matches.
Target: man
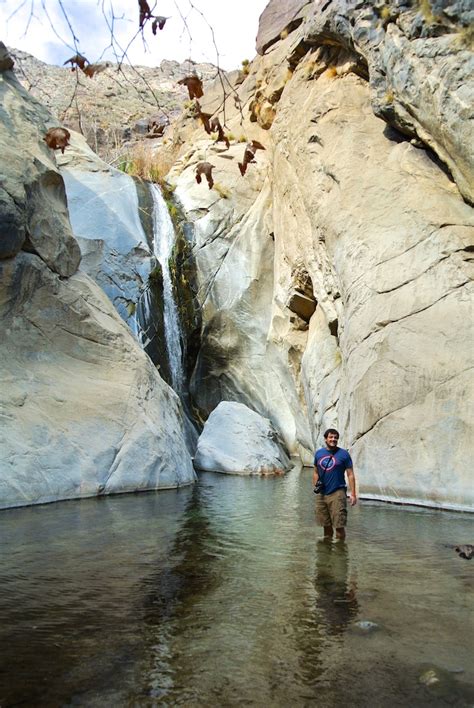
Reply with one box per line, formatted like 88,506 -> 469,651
313,429 -> 357,540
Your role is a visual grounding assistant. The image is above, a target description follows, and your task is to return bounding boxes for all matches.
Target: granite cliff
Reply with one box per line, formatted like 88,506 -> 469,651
158,0 -> 474,509
0,47 -> 195,509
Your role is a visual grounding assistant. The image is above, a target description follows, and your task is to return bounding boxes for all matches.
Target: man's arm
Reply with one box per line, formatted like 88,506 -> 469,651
346,468 -> 357,506
312,465 -> 319,487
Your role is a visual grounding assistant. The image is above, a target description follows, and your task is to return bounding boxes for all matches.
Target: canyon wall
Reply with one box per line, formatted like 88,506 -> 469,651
164,0 -> 473,510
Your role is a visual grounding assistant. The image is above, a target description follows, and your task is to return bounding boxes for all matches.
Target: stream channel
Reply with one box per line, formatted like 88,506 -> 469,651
1,467 -> 473,707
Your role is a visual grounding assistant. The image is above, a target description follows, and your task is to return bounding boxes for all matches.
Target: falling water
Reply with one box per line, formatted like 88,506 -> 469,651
140,183 -> 184,393
133,287 -> 153,350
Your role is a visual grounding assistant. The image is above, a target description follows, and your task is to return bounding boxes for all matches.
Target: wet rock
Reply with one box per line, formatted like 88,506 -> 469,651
194,401 -> 292,475
454,544 -> 474,560
0,67 -> 195,509
57,132 -> 154,330
352,620 -> 379,634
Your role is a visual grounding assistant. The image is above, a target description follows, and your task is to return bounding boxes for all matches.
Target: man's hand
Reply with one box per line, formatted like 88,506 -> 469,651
346,468 -> 357,506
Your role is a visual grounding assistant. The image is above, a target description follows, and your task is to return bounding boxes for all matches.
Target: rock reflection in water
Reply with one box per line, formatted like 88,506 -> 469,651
140,484 -> 221,700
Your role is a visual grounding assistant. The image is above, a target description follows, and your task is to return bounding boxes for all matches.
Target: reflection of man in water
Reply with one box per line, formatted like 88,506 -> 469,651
313,429 -> 357,540
314,540 -> 358,637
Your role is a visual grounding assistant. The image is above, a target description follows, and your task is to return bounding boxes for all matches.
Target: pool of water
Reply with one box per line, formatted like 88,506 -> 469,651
1,468 -> 473,707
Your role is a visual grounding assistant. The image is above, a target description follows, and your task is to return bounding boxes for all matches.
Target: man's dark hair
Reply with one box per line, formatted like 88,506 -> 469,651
324,428 -> 339,439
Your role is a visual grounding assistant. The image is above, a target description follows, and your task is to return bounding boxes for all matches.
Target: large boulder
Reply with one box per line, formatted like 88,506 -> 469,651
194,401 -> 291,475
0,252 -> 195,509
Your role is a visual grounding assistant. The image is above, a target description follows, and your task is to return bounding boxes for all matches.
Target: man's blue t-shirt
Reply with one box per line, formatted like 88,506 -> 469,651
314,447 -> 353,496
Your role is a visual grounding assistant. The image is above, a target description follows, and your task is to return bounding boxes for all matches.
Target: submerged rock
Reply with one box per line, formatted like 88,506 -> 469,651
351,620 -> 380,634
194,401 -> 291,475
419,669 -> 441,687
454,544 -> 474,560
418,664 -> 474,704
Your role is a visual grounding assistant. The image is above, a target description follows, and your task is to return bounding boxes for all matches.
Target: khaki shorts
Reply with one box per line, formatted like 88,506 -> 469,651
315,488 -> 348,528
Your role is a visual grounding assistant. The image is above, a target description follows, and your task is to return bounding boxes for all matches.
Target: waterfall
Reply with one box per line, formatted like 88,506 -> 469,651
132,286 -> 153,349
146,183 -> 184,393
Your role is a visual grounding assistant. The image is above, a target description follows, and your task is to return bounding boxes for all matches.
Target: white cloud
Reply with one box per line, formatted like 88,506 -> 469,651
1,0 -> 268,70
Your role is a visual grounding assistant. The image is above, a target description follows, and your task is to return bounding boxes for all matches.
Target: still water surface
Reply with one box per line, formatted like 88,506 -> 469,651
1,469 -> 473,707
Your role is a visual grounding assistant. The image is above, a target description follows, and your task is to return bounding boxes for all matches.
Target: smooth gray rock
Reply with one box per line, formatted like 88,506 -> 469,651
0,73 -> 195,509
0,253 -> 195,509
194,401 -> 291,475
0,69 -> 81,275
58,135 -> 153,328
256,0 -> 311,55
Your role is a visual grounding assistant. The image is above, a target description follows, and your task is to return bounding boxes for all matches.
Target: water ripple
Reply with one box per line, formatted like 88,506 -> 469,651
0,469 -> 473,706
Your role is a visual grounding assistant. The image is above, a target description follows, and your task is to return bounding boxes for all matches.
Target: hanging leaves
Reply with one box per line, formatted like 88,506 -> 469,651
138,0 -> 169,37
63,54 -> 88,71
238,141 -> 265,176
43,127 -> 71,154
152,16 -> 168,34
209,117 -> 230,149
138,0 -> 153,29
195,162 -> 215,189
178,75 -> 204,100
194,101 -> 212,134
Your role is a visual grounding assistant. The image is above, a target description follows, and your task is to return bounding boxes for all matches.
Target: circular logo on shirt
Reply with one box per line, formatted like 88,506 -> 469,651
319,454 -> 336,472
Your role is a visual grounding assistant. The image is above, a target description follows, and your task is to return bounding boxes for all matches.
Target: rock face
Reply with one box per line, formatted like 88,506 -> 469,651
0,53 -> 81,274
256,0 -> 311,54
57,135 -> 154,330
170,138 -> 314,463
0,66 -> 195,509
194,401 -> 291,475
0,253 -> 195,508
163,0 -> 474,510
259,0 -> 474,204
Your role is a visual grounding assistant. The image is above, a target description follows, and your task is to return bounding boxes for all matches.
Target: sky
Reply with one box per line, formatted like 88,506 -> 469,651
1,0 -> 269,70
